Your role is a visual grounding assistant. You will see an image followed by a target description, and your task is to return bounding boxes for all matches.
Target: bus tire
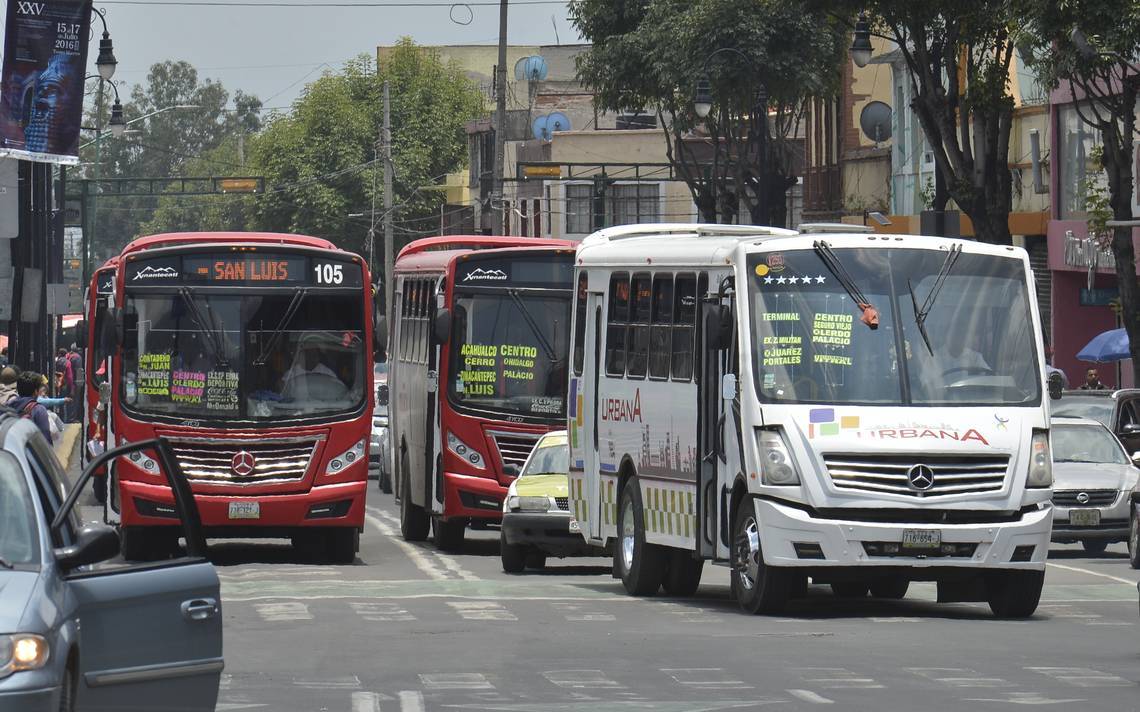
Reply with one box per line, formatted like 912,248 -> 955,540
1129,507 -> 1139,570
662,550 -> 703,597
830,582 -> 870,599
433,517 -> 465,552
616,476 -> 665,596
730,502 -> 791,614
1081,539 -> 1108,555
325,528 -> 358,564
869,578 -> 909,600
120,526 -> 177,562
500,532 -> 526,573
986,569 -> 1044,618
525,552 -> 547,570
399,459 -> 430,542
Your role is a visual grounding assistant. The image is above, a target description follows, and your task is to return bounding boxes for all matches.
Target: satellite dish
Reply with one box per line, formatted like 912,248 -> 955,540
532,112 -> 572,140
859,101 -> 893,143
514,55 -> 548,81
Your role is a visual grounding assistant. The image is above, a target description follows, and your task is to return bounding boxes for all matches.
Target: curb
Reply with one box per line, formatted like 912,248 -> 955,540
55,423 -> 82,472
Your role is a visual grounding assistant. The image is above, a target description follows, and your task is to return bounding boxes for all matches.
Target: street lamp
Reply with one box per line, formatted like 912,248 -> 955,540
93,8 -> 117,81
850,12 -> 874,68
108,99 -> 126,137
693,77 -> 714,119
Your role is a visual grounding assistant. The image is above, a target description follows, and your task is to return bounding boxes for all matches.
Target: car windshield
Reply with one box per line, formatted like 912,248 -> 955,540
522,435 -> 569,476
1052,424 -> 1129,464
0,455 -> 39,566
1052,396 -> 1114,428
123,291 -> 366,422
749,248 -> 1040,406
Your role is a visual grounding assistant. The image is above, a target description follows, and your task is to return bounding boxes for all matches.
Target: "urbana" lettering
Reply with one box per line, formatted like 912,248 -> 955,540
858,428 -> 989,446
602,390 -> 642,423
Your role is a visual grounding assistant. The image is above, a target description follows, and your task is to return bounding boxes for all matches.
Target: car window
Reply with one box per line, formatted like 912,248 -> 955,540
1052,424 -> 1130,465
521,434 -> 569,477
1052,397 -> 1114,428
0,451 -> 40,566
25,440 -> 80,546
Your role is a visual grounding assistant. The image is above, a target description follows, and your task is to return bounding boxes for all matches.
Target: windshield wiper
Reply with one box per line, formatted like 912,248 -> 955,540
178,288 -> 230,369
506,289 -> 558,363
909,244 -> 963,356
254,289 -> 308,366
0,555 -> 14,570
812,241 -> 879,329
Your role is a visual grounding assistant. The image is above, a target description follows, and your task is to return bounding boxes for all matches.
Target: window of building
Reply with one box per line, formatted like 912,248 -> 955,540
1058,104 -> 1104,220
672,273 -> 697,381
605,273 -> 630,376
566,184 -> 593,235
627,273 -> 652,378
565,182 -> 661,235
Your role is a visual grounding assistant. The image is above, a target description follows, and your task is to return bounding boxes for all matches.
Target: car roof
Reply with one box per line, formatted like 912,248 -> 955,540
1059,389 -> 1140,400
1050,417 -> 1110,428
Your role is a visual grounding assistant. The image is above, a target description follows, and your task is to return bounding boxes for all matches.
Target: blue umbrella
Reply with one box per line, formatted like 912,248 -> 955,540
1077,327 -> 1131,362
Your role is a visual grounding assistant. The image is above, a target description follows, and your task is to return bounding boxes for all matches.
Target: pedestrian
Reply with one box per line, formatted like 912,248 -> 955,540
1044,347 -> 1069,389
1079,368 -> 1108,390
9,371 -> 53,442
0,347 -> 8,367
0,367 -> 18,405
67,344 -> 83,423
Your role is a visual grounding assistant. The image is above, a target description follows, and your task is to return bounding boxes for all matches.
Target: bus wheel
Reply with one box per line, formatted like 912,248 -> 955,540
1129,508 -> 1139,570
525,552 -> 547,570
500,532 -> 526,573
326,528 -> 358,564
433,517 -> 466,552
986,569 -> 1044,618
730,503 -> 791,614
869,578 -> 909,600
662,550 -> 703,597
830,582 -> 870,599
616,476 -> 665,596
120,526 -> 177,562
399,460 -> 430,542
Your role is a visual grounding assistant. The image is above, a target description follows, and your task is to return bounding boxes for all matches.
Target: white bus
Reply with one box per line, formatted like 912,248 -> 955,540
567,224 -> 1053,617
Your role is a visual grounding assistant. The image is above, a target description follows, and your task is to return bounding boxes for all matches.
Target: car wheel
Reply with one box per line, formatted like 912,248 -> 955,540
433,517 -> 466,552
730,500 -> 792,614
500,531 -> 527,573
58,661 -> 76,712
830,582 -> 871,599
1128,506 -> 1140,570
399,454 -> 430,542
869,578 -> 910,600
525,552 -> 547,570
326,528 -> 358,564
1081,540 -> 1108,555
662,549 -> 704,596
379,468 -> 392,494
986,569 -> 1044,618
615,476 -> 665,596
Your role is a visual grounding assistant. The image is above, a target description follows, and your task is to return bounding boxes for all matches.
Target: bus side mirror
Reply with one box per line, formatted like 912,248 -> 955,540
375,314 -> 388,352
75,319 -> 88,349
705,305 -> 733,351
377,384 -> 389,406
432,308 -> 452,345
100,308 -> 122,355
1047,373 -> 1063,400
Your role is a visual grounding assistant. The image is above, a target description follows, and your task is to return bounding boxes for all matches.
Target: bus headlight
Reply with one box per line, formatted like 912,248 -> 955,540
0,634 -> 49,678
1027,430 -> 1052,488
447,431 -> 485,470
326,438 -> 367,475
122,443 -> 160,474
757,430 -> 801,486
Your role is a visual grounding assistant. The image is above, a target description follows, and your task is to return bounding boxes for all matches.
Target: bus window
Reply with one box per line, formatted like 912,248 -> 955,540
606,273 -> 630,376
573,273 -> 588,376
627,274 -> 651,378
649,274 -> 673,380
672,273 -> 697,381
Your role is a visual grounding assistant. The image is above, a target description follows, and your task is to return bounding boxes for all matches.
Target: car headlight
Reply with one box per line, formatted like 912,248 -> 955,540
757,429 -> 801,486
326,438 -> 367,476
447,431 -> 485,470
507,495 -> 551,512
1027,430 -> 1052,488
0,634 -> 49,678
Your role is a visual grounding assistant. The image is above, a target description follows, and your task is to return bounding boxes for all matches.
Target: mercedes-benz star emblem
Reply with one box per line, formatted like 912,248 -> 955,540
1076,492 -> 1090,505
907,464 -> 935,491
231,451 -> 257,477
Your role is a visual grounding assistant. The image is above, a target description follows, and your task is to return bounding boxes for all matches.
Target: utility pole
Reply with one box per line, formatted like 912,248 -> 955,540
382,80 -> 395,328
492,0 -> 508,235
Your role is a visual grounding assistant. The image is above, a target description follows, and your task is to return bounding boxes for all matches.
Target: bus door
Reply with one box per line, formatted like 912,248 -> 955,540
697,274 -> 735,561
581,290 -> 605,542
103,289 -> 121,526
427,278 -> 445,515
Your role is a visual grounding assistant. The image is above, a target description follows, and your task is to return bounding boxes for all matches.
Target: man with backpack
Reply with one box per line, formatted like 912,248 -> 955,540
9,371 -> 52,442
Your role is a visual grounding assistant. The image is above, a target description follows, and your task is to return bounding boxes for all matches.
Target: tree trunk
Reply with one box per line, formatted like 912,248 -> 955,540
1102,121 -> 1140,384
966,202 -> 1013,245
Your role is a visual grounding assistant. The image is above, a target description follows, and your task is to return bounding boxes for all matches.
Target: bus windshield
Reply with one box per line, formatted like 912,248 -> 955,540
122,291 -> 367,422
748,247 -> 1040,406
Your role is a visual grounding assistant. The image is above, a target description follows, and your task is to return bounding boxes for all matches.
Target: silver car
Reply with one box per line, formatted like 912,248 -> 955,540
1050,418 -> 1140,555
371,362 -> 392,493
0,416 -> 222,711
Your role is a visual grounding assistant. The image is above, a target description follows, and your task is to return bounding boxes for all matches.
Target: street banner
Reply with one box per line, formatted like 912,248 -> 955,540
0,0 -> 93,165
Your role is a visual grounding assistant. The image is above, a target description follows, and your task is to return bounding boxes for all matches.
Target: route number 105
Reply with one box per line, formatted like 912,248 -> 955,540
314,263 -> 343,284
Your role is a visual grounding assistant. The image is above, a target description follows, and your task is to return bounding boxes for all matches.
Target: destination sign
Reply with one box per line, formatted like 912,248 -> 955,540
125,254 -> 364,287
184,255 -> 308,284
456,253 -> 573,290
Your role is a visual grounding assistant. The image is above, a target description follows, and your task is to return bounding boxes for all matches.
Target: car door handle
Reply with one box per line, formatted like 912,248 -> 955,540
181,598 -> 219,622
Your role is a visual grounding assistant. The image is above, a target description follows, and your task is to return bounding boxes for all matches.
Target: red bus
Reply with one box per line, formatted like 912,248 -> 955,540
80,258 -> 120,504
99,232 -> 376,562
388,236 -> 575,550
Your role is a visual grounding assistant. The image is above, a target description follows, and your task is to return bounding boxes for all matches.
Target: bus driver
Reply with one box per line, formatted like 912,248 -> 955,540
281,335 -> 347,401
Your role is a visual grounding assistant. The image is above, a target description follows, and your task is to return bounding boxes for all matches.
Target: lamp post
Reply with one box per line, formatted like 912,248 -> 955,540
691,47 -> 769,224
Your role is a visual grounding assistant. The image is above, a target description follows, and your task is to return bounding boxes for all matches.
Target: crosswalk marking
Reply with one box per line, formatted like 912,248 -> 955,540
398,691 -> 425,712
447,600 -> 516,621
1027,666 -> 1133,687
908,668 -> 1008,688
351,691 -> 382,712
419,673 -> 494,690
350,601 -> 416,622
292,675 -> 361,689
662,668 -> 751,690
550,602 -> 616,621
542,669 -> 622,688
1038,604 -> 1102,619
253,602 -> 312,622
787,689 -> 834,704
794,667 -> 884,689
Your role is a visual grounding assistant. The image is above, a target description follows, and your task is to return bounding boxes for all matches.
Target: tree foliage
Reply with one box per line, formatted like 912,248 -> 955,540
571,0 -> 846,226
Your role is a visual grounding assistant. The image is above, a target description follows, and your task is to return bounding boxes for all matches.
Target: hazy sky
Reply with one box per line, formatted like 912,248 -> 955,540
6,0 -> 582,111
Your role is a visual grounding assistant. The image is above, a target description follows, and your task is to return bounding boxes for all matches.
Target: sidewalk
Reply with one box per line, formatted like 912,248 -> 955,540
54,423 -> 82,472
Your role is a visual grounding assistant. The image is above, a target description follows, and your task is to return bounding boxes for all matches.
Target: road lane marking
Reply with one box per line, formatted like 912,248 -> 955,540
542,670 -> 622,688
908,668 -> 1008,688
367,507 -> 479,581
787,689 -> 834,704
964,692 -> 1085,705
1026,667 -> 1133,687
794,668 -> 884,689
398,691 -> 425,712
1037,604 -> 1101,619
550,602 -> 615,621
350,601 -> 416,622
253,602 -> 312,622
352,692 -> 382,712
419,673 -> 494,689
447,600 -> 517,621
364,510 -> 447,580
1046,562 -> 1138,586
663,668 -> 751,690
293,675 -> 361,689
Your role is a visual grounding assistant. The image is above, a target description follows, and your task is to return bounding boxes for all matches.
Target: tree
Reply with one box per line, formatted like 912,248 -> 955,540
1023,0 -> 1140,376
250,41 -> 484,260
570,0 -> 846,226
832,0 -> 1022,245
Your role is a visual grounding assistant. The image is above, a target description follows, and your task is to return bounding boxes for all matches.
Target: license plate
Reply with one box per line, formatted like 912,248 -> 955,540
228,502 -> 260,520
1069,509 -> 1101,527
901,529 -> 941,549
569,519 -> 581,533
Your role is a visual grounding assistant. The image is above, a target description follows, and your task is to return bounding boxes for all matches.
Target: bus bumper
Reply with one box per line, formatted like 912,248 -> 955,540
753,498 -> 1052,570
442,471 -> 506,521
120,479 -> 367,530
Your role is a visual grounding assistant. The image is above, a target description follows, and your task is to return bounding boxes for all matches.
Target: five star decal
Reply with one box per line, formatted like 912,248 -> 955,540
761,274 -> 826,287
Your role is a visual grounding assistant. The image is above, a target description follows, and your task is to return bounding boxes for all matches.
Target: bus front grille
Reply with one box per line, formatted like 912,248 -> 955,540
489,432 -> 542,471
824,454 -> 1009,497
169,438 -> 319,485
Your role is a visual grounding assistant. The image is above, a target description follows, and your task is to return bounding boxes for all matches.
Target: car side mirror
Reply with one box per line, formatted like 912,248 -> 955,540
503,463 -> 521,478
374,306 -> 388,353
377,384 -> 389,407
55,524 -> 120,570
705,305 -> 733,351
76,319 -> 88,349
1121,423 -> 1140,435
1131,452 -> 1140,466
432,308 -> 452,345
